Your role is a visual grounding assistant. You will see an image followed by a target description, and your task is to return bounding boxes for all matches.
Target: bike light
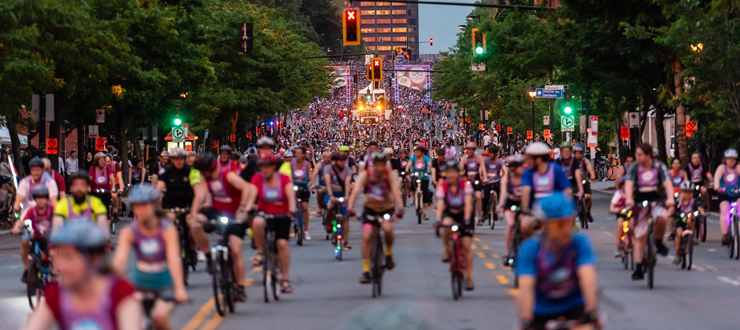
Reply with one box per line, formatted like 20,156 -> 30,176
219,216 -> 229,224
337,235 -> 342,240
416,179 -> 421,183
582,180 -> 586,184
338,197 -> 345,202
336,224 -> 341,229
642,200 -> 648,207
510,205 -> 517,211
293,186 -> 298,191
401,171 -> 405,175
695,185 -> 700,191
694,211 -> 699,216
475,180 -> 479,185
451,224 -> 459,232
680,213 -> 685,218
674,192 -> 679,198
383,214 -> 391,220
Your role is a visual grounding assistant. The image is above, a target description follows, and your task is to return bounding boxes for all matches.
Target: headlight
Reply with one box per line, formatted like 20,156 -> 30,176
510,205 -> 516,211
416,179 -> 421,183
582,180 -> 586,184
293,186 -> 298,191
695,185 -> 700,191
680,213 -> 685,218
383,214 -> 391,220
475,180 -> 479,185
338,197 -> 345,202
451,224 -> 459,232
219,216 -> 229,224
401,171 -> 405,175
693,211 -> 699,216
641,200 -> 648,207
336,224 -> 341,229
23,219 -> 32,228
674,192 -> 679,198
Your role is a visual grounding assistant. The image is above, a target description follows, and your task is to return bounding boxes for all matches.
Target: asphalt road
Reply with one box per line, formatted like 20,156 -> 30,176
2,189 -> 740,329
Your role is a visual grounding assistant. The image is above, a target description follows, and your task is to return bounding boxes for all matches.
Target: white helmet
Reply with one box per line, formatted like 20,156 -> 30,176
525,142 -> 551,156
725,148 -> 738,159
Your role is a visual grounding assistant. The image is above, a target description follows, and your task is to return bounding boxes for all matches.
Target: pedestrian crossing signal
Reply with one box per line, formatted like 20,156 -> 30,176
343,9 -> 361,46
370,57 -> 383,82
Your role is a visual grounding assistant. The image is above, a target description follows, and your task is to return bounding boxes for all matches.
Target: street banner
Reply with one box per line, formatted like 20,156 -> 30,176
185,144 -> 192,153
507,127 -> 512,134
395,65 -> 430,91
544,129 -> 551,141
686,120 -> 697,137
96,109 -> 105,123
527,131 -> 533,139
587,129 -> 597,147
329,66 -> 349,87
496,125 -> 501,132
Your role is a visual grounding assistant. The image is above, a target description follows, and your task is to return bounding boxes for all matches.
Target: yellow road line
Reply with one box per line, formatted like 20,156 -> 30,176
509,289 -> 519,297
481,244 -> 490,250
496,274 -> 509,284
200,314 -> 223,330
243,278 -> 254,287
253,266 -> 262,273
471,244 -> 477,250
180,298 -> 214,330
473,237 -> 481,242
485,262 -> 495,269
477,252 -> 486,258
289,233 -> 295,238
491,253 -> 500,259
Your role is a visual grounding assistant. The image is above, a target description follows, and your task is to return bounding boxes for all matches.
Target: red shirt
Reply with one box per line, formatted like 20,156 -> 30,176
89,166 -> 114,191
44,276 -> 135,330
22,205 -> 53,235
52,170 -> 66,193
251,173 -> 290,215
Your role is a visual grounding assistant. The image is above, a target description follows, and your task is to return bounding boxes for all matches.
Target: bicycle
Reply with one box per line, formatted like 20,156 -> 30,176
411,173 -> 428,224
506,206 -> 525,288
166,208 -> 196,286
483,182 -> 498,230
260,212 -> 289,303
618,207 -> 634,271
140,291 -> 189,330
400,171 -> 408,207
330,197 -> 346,261
206,214 -> 236,316
438,222 -> 466,300
362,211 -> 394,298
677,211 -> 696,271
93,188 -> 117,234
293,185 -> 308,246
721,187 -> 740,260
692,184 -> 707,242
639,200 -> 657,289
577,186 -> 589,229
23,220 -> 52,310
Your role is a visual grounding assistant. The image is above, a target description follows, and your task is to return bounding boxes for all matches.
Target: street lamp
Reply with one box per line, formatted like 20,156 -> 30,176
458,25 -> 466,30
466,15 -> 481,21
690,43 -> 704,53
528,85 -> 537,139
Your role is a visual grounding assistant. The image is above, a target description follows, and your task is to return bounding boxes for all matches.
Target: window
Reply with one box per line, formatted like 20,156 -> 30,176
377,46 -> 392,50
376,2 -> 391,5
407,10 -> 412,15
376,19 -> 391,24
361,10 -> 375,15
408,37 -> 416,42
367,46 -> 376,50
361,19 -> 375,24
376,10 -> 390,15
392,36 -> 407,42
392,2 -> 405,5
363,37 -> 376,42
377,28 -> 391,33
360,1 -> 375,6
361,28 -> 375,33
408,19 -> 416,25
392,10 -> 406,15
392,27 -> 407,33
392,19 -> 406,24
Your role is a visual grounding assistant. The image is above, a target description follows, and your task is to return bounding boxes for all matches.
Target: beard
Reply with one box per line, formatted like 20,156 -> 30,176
72,192 -> 86,204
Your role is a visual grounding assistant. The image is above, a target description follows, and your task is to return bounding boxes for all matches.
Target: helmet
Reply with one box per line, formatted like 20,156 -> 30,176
533,192 -> 575,221
414,145 -> 427,153
219,145 -> 232,153
339,146 -> 350,152
383,147 -> 394,156
230,151 -> 240,160
507,155 -> 526,167
67,171 -> 91,185
284,151 -> 293,158
160,150 -> 170,157
128,184 -> 160,204
679,181 -> 693,192
560,142 -> 572,150
482,150 -> 489,157
368,140 -> 379,147
444,159 -> 459,170
465,142 -> 477,150
194,153 -> 218,173
50,220 -> 108,249
169,148 -> 187,158
257,152 -> 279,166
29,157 -> 44,169
525,142 -> 551,156
371,151 -> 387,163
725,148 -> 738,159
257,137 -> 275,148
31,185 -> 49,198
573,144 -> 585,152
239,156 -> 247,164
188,151 -> 197,156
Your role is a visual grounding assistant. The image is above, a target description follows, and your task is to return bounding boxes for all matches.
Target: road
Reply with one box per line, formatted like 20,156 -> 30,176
2,188 -> 740,329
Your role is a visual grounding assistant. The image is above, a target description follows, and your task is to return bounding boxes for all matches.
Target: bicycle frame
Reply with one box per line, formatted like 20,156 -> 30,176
24,220 -> 52,310
208,214 -> 235,315
365,212 -> 392,298
332,197 -> 346,260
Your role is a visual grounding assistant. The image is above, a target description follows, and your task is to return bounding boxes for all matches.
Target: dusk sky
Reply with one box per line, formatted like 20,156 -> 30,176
418,0 -> 473,54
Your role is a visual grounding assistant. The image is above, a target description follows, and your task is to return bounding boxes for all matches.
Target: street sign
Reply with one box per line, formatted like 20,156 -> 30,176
561,115 -> 575,132
230,134 -> 236,142
479,124 -> 484,130
587,129 -> 598,147
172,127 -> 185,142
544,85 -> 566,90
535,88 -> 564,99
471,63 -> 486,72
212,140 -> 218,149
47,138 -> 58,154
544,129 -> 551,141
185,144 -> 192,153
95,137 -> 106,151
527,131 -> 533,140
88,125 -> 99,138
246,131 -> 252,138
543,116 -> 550,125
620,127 -> 630,140
507,127 -> 512,134
629,112 -> 639,127
96,109 -> 105,123
496,125 -> 501,132
686,120 -> 697,137
183,123 -> 189,137
590,116 -> 599,133
256,127 -> 260,135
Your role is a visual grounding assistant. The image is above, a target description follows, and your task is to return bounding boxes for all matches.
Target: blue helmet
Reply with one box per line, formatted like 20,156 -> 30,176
50,220 -> 108,248
533,192 -> 575,221
128,184 -> 160,204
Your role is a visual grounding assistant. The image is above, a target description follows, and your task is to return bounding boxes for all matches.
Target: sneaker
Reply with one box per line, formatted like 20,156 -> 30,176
668,233 -> 675,241
197,250 -> 206,263
722,234 -> 731,246
234,285 -> 247,302
587,214 -> 593,223
465,278 -> 475,291
360,272 -> 371,284
20,270 -> 27,284
385,255 -> 396,270
304,231 -> 312,241
631,265 -> 644,280
343,241 -> 352,250
656,242 -> 669,256
614,250 -> 623,258
672,255 -> 681,265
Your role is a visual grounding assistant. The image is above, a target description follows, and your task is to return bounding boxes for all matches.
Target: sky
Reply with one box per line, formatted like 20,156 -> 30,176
418,0 -> 473,54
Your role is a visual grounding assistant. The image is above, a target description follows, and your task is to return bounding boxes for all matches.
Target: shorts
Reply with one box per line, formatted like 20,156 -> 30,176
674,216 -> 688,231
91,191 -> 112,210
634,201 -> 668,238
582,182 -> 592,195
532,305 -> 585,330
719,193 -> 740,203
295,184 -> 311,203
264,215 -> 292,241
468,177 -> 483,192
200,207 -> 249,240
362,207 -> 395,227
442,211 -> 473,237
504,198 -> 521,210
323,192 -> 347,216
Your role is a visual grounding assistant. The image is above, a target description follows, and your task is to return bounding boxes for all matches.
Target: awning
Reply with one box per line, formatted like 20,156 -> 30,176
164,130 -> 198,141
0,126 -> 27,145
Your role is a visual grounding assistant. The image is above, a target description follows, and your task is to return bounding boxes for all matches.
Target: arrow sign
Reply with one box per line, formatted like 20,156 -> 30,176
561,115 -> 575,132
172,127 -> 185,141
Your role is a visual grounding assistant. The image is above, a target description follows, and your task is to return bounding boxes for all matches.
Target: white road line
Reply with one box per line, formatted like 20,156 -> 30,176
693,265 -> 705,272
708,249 -> 717,252
718,276 -> 740,286
705,265 -> 718,271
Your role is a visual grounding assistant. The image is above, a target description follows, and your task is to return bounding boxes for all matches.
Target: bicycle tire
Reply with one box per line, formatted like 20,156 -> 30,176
702,216 -> 707,242
622,241 -> 628,270
735,217 -> 740,260
402,185 -> 407,207
222,255 -> 234,313
337,236 -> 343,261
180,225 -> 190,286
26,259 -> 42,310
489,196 -> 496,229
417,193 -> 422,224
449,238 -> 460,300
212,250 -> 226,315
371,231 -> 383,298
647,225 -> 655,289
687,234 -> 693,271
110,221 -> 116,235
296,207 -> 304,246
263,232 -> 273,303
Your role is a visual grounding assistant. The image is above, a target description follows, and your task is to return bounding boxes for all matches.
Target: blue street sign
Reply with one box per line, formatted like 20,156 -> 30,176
535,88 -> 564,99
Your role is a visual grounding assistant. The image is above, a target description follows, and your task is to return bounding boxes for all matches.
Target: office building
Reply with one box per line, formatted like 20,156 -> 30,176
358,1 -> 419,60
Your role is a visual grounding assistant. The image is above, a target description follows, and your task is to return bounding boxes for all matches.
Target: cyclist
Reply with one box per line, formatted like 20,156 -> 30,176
339,145 -> 357,176
52,172 -> 109,233
431,147 -> 446,186
624,143 -> 675,280
684,151 -> 712,206
436,159 -> 475,290
157,147 -> 208,263
218,145 -> 241,173
11,185 -> 53,283
323,151 -> 352,249
106,154 -> 124,221
288,146 -> 314,240
25,221 -> 142,330
516,192 -> 600,330
192,153 -> 253,301
406,145 -> 432,220
312,151 -> 332,221
347,152 -> 403,284
483,145 -> 507,222
358,140 -> 380,171
714,148 -> 740,246
520,142 -> 573,237
460,142 -> 487,225
151,151 -> 170,185
667,158 -> 689,241
42,158 -> 66,200
131,158 -> 147,186
88,153 -> 115,218
672,181 -> 705,265
399,148 -> 410,197
556,142 -> 584,200
611,154 -> 635,258
247,152 -> 296,294
573,144 -> 595,223
112,185 -> 187,330
443,137 -> 456,159
498,155 -> 525,266
14,157 -> 58,218
187,152 -> 198,167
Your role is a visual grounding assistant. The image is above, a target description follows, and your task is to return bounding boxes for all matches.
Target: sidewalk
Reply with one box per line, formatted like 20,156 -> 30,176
591,180 -> 617,195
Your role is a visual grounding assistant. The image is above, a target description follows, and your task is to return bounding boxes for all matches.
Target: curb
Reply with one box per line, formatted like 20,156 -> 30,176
0,230 -> 13,239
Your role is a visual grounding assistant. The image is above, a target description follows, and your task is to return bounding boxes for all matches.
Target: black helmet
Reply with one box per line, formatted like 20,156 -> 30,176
31,185 -> 49,198
507,154 -> 526,167
67,171 -> 91,186
230,151 -> 240,160
220,145 -> 232,153
29,157 -> 44,169
371,151 -> 387,163
194,153 -> 218,173
368,140 -> 379,147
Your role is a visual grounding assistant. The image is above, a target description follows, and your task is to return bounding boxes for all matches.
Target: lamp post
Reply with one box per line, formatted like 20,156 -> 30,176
528,85 -> 537,140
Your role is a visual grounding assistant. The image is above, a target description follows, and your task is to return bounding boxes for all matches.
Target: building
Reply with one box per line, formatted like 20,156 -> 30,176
358,1 -> 419,60
534,0 -> 561,7
418,53 -> 444,62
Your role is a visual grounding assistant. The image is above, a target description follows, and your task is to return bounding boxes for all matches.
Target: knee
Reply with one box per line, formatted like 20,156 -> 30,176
151,310 -> 169,329
276,239 -> 289,251
252,217 -> 265,230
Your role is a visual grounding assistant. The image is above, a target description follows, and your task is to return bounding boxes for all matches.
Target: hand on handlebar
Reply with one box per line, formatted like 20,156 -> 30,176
174,287 -> 189,303
625,198 -> 635,207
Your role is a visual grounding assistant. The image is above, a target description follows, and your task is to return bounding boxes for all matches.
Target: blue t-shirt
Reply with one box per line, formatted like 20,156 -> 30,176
408,155 -> 431,174
516,233 -> 597,315
521,163 -> 571,199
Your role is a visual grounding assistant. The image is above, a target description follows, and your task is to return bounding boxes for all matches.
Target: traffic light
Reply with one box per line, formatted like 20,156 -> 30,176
173,104 -> 182,126
471,28 -> 486,56
429,38 -> 433,46
343,8 -> 361,46
366,63 -> 372,81
562,91 -> 573,115
370,57 -> 382,81
238,23 -> 253,55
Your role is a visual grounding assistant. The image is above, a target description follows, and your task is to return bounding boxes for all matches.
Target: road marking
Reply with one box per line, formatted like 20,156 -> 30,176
471,244 -> 477,250
253,266 -> 262,273
243,278 -> 254,286
485,262 -> 495,269
290,233 -> 295,238
708,249 -> 717,252
180,298 -> 214,330
473,237 -> 481,242
200,314 -> 223,330
509,289 -> 519,297
693,265 -> 705,272
718,276 -> 740,286
481,244 -> 490,250
491,253 -> 500,259
705,265 -> 718,271
496,275 -> 509,284
477,252 -> 485,258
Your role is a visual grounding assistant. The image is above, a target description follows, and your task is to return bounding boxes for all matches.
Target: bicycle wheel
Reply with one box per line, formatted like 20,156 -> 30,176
449,239 -> 460,300
735,217 -> 740,260
221,255 -> 234,313
687,234 -> 693,271
212,250 -> 226,315
402,185 -> 407,207
336,234 -> 343,261
180,226 -> 190,286
26,259 -> 42,310
110,221 -> 116,235
371,232 -> 383,298
296,208 -> 304,246
417,194 -> 422,224
701,216 -> 707,242
263,234 -> 273,303
621,241 -> 628,270
647,228 -> 655,289
489,197 -> 496,230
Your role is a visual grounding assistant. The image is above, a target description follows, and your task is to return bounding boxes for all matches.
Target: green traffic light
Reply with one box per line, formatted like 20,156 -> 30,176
564,106 -> 573,115
174,118 -> 182,126
475,46 -> 483,55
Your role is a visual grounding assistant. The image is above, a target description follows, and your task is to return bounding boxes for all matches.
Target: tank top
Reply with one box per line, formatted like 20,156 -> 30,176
559,157 -> 576,180
262,174 -> 284,204
91,166 -> 110,189
206,170 -> 241,217
532,165 -> 556,199
688,163 -> 703,183
291,159 -> 309,185
28,175 -> 50,198
412,157 -> 427,173
400,159 -> 409,174
722,165 -> 739,188
507,174 -> 522,201
131,167 -> 142,182
536,238 -> 579,300
485,157 -> 504,182
58,277 -> 116,330
29,206 -> 53,235
67,197 -> 93,220
133,221 -> 169,264
364,169 -> 394,211
635,162 -> 662,201
444,179 -> 466,214
670,169 -> 685,186
465,156 -> 480,180
677,199 -> 695,216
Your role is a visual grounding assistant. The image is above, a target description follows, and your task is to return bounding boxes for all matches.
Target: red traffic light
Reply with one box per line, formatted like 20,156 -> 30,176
429,38 -> 433,46
343,8 -> 360,46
